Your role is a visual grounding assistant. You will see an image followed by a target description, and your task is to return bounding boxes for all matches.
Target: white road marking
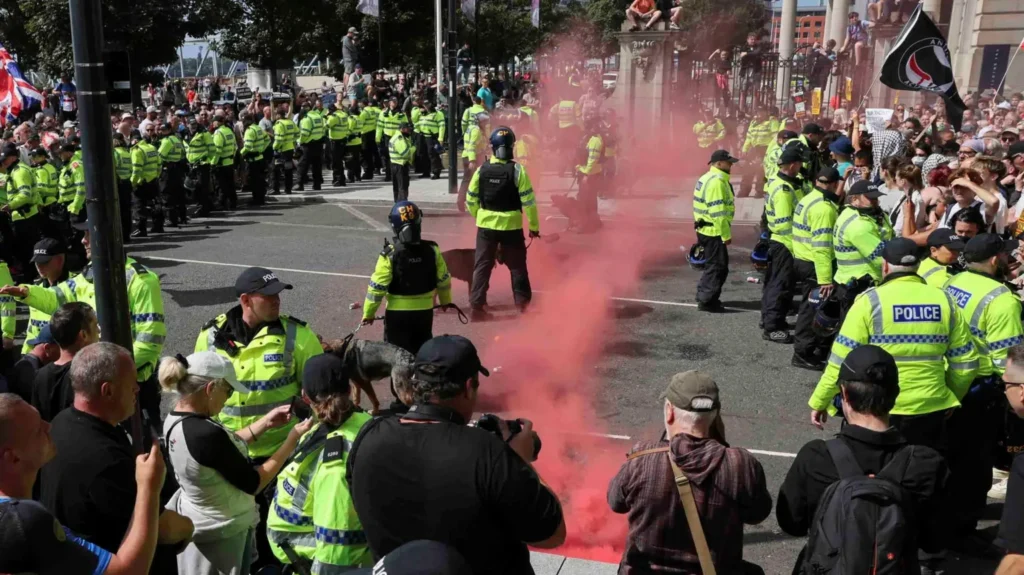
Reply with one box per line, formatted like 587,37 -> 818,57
337,204 -> 392,232
248,219 -> 463,238
747,449 -> 798,458
138,256 -> 372,279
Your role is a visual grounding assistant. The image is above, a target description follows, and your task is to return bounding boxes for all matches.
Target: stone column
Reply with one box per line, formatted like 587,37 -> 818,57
828,0 -> 851,49
776,0 -> 797,109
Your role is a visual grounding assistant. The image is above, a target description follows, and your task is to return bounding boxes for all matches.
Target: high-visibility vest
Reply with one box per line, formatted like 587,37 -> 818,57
242,124 -> 269,161
792,188 -> 839,286
764,174 -> 804,252
213,125 -> 237,166
21,271 -> 67,354
187,131 -> 214,164
387,133 -> 415,165
693,120 -> 725,148
692,167 -> 735,241
6,163 -> 39,221
944,270 -> 1024,376
32,162 -> 58,206
131,141 -> 161,186
113,147 -> 133,180
273,120 -> 300,152
917,257 -> 952,289
267,422 -> 331,564
832,208 -> 893,285
327,111 -> 352,141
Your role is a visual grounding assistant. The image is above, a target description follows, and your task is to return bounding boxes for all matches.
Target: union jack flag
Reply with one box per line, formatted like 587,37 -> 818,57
0,42 -> 44,127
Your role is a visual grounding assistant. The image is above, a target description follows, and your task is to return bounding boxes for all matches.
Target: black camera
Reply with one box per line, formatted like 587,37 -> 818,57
476,414 -> 542,460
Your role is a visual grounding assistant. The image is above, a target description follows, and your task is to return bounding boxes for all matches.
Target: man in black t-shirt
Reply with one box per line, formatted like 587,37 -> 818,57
7,325 -> 59,402
31,302 -> 98,422
997,346 -> 1024,570
348,335 -> 565,574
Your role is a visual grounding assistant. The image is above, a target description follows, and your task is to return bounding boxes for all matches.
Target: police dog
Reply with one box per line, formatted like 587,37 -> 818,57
325,337 -> 415,414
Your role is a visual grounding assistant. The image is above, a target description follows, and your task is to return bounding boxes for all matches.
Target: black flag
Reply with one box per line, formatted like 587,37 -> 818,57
880,4 -> 968,131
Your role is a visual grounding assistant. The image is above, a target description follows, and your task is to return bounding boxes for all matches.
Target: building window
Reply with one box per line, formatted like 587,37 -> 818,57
802,32 -> 809,38
814,32 -> 821,37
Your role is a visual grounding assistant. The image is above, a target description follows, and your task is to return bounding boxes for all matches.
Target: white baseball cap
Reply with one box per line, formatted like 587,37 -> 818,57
146,105 -> 158,113
180,351 -> 246,393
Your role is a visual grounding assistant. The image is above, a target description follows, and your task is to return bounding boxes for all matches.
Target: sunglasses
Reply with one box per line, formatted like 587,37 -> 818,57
1003,136 -> 1019,142
958,150 -> 977,157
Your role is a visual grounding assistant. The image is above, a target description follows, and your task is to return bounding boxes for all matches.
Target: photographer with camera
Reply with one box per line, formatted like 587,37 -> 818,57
348,335 -> 566,574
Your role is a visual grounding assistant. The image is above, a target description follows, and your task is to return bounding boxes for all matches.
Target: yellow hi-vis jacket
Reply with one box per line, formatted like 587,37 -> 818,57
692,166 -> 735,241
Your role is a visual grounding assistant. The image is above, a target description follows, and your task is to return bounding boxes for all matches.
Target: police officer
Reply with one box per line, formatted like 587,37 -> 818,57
458,112 -> 490,213
28,147 -> 58,241
2,142 -> 41,275
575,114 -> 605,233
297,103 -> 325,191
362,201 -> 453,354
327,102 -> 352,187
54,143 -> 84,250
466,127 -> 540,321
20,238 -> 69,355
360,98 -> 381,179
833,180 -> 894,301
791,167 -> 843,370
157,122 -> 186,227
808,238 -> 979,436
693,149 -> 738,313
917,228 -> 965,288
942,233 -> 1024,550
376,97 -> 408,183
240,111 -> 270,206
388,121 -> 416,203
0,218 -> 167,427
211,112 -> 237,209
130,126 -> 162,237
112,133 -> 135,240
345,102 -> 363,184
693,108 -> 726,149
194,266 -> 322,566
272,107 -> 300,195
186,118 -> 214,216
267,354 -> 373,568
417,100 -> 445,179
761,147 -> 806,343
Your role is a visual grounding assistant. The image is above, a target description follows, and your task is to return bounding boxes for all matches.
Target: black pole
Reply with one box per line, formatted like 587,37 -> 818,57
473,1 -> 479,83
447,0 -> 458,194
68,0 -> 138,448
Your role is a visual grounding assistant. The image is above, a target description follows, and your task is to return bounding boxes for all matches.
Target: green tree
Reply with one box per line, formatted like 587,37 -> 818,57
674,0 -> 767,55
462,0 -> 569,69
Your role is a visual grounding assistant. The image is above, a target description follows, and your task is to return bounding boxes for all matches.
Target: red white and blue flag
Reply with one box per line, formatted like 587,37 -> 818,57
0,42 -> 43,127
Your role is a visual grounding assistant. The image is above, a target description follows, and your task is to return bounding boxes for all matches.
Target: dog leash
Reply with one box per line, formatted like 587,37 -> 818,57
433,303 -> 469,324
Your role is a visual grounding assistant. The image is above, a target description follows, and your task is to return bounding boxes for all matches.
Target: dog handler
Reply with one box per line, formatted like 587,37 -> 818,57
362,201 -> 453,355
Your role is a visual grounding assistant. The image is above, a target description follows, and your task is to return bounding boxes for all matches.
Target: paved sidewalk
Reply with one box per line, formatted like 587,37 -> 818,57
531,552 -> 617,574
292,168 -> 764,223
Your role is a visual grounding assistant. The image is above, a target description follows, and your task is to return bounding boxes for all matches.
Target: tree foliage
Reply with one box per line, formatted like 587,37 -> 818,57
676,0 -> 768,56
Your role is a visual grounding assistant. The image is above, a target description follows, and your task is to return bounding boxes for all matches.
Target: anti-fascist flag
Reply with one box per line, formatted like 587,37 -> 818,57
880,4 -> 968,131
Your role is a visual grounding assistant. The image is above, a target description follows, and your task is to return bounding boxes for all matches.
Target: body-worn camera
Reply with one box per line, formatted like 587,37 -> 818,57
476,414 -> 542,459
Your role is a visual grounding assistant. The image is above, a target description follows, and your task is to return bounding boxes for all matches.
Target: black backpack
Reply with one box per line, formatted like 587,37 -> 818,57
801,439 -> 918,575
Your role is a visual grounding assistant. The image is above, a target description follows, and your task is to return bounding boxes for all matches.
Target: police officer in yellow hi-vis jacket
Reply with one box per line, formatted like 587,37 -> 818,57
363,200 -> 452,354
693,150 -> 738,313
466,127 -> 540,321
809,238 -> 980,438
942,233 -> 1024,548
761,147 -> 806,344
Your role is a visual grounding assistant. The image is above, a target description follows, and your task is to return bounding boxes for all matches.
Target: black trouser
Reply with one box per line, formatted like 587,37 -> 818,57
383,308 -> 434,355
792,258 -> 833,359
346,144 -> 362,182
695,232 -> 729,306
362,136 -> 378,177
578,173 -> 601,226
214,165 -> 236,209
12,215 -> 40,275
297,142 -> 323,189
414,132 -> 430,176
761,240 -> 795,332
132,180 -> 162,231
946,381 -> 1003,535
117,179 -> 133,240
378,139 -> 392,180
159,162 -> 185,225
273,151 -> 294,193
37,204 -> 61,242
890,409 -> 949,451
470,227 -> 532,309
192,164 -> 213,214
247,158 -> 266,205
391,162 -> 410,202
320,136 -> 330,170
424,134 -> 442,176
330,140 -> 347,186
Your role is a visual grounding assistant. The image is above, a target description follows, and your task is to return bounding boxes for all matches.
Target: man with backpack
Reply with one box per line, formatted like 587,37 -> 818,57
777,345 -> 949,575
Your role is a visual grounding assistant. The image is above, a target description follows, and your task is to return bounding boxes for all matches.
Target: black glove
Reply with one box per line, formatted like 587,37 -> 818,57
529,230 -> 541,239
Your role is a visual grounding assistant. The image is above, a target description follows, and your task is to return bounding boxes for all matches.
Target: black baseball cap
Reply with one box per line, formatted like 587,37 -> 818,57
70,214 -> 89,231
0,143 -> 18,159
1008,141 -> 1024,159
838,345 -> 899,389
779,129 -> 799,141
234,266 -> 293,296
882,237 -> 921,266
847,180 -> 884,198
708,149 -> 739,164
926,227 -> 966,250
816,166 -> 841,184
962,233 -> 1019,263
301,353 -> 350,398
350,540 -> 472,575
30,238 -> 66,263
778,148 -> 804,165
802,123 -> 823,135
414,335 -> 489,384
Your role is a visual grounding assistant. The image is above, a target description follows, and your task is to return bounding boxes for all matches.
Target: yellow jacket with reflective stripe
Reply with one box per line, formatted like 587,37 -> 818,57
310,413 -> 374,571
461,104 -> 486,133
917,257 -> 952,289
58,151 -> 85,214
467,158 -> 539,233
360,106 -> 380,134
273,120 -> 300,153
20,258 -> 165,381
363,241 -> 452,319
158,135 -> 185,163
213,125 -> 237,166
242,124 -> 270,161
131,141 -> 160,186
0,263 -> 14,340
32,162 -> 58,207
268,421 -> 332,564
327,111 -> 352,141
21,271 -> 67,355
113,147 -> 133,180
693,120 -> 726,148
943,270 -> 1024,376
793,188 -> 839,285
742,119 -> 775,153
416,110 -> 445,140
833,208 -> 894,285
376,110 -> 408,143
187,131 -> 214,164
6,162 -> 39,221
577,135 -> 603,176
810,273 -> 980,416
764,173 -> 804,252
693,167 -> 735,241
550,100 -> 578,129
307,110 -> 326,140
387,133 -> 416,165
461,125 -> 488,162
195,310 -> 322,458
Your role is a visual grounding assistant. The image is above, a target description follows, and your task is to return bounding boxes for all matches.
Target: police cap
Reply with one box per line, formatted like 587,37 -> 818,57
816,166 -> 841,184
962,233 -> 1019,263
926,228 -> 966,250
846,180 -> 884,199
30,237 -> 65,263
777,148 -> 804,165
234,266 -> 293,296
881,237 -> 920,266
708,149 -> 739,164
